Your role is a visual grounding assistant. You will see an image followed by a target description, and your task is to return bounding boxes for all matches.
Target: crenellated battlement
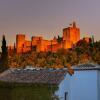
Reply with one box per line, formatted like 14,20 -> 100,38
10,22 -> 83,54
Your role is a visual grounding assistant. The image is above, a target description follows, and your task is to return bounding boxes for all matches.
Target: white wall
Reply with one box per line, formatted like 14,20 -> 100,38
56,70 -> 99,100
55,73 -> 71,100
98,70 -> 100,100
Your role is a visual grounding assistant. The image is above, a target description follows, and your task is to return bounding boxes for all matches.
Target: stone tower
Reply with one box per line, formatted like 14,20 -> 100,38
16,34 -> 25,53
63,22 -> 80,44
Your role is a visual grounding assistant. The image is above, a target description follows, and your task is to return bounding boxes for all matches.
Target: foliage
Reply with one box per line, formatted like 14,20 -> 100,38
8,40 -> 100,68
0,35 -> 9,72
0,81 -> 58,100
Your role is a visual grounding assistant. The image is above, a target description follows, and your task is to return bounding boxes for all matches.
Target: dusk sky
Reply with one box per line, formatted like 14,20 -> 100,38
0,0 -> 100,46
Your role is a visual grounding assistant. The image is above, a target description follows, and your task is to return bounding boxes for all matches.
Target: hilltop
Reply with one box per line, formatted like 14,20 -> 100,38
9,40 -> 100,68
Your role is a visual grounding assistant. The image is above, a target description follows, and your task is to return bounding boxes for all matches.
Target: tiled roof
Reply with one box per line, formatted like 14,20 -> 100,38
73,63 -> 100,70
0,68 -> 67,85
0,63 -> 99,84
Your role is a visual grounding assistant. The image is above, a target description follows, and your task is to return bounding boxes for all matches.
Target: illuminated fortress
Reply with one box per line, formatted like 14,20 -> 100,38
16,22 -> 80,53
8,21 -> 92,54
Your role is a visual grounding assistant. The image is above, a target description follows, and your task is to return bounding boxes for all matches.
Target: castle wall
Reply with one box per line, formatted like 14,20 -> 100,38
69,28 -> 80,44
36,40 -> 51,52
63,28 -> 70,41
22,41 -> 31,53
16,34 -> 25,53
63,22 -> 80,47
15,22 -> 81,54
63,40 -> 73,49
31,36 -> 43,48
47,43 -> 62,52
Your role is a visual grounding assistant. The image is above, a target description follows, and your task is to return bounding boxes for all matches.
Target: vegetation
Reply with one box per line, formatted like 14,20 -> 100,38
8,40 -> 100,68
0,35 -> 9,72
0,81 -> 58,100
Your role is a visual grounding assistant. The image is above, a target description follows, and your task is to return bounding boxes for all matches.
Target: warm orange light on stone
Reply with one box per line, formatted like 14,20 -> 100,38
83,37 -> 92,43
11,22 -> 81,54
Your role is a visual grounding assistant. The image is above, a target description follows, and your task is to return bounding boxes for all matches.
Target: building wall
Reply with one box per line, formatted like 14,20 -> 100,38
98,70 -> 100,100
36,39 -> 51,52
63,22 -> 80,45
47,43 -> 62,52
56,70 -> 99,100
21,41 -> 31,53
15,22 -> 81,53
63,40 -> 73,49
63,28 -> 70,41
55,73 -> 71,100
70,70 -> 98,100
16,34 -> 25,53
69,28 -> 80,44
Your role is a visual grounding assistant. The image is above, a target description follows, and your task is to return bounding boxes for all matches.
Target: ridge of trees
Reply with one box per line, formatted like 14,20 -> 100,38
9,40 -> 100,68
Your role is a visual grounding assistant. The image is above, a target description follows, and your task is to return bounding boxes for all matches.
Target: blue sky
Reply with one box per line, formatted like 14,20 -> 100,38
0,0 -> 100,46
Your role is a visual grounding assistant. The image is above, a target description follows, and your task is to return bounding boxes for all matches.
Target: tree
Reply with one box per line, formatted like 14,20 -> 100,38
57,35 -> 62,43
0,35 -> 9,72
13,42 -> 16,54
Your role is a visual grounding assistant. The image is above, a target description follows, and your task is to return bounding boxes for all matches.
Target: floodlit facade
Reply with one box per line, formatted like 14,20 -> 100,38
15,22 -> 80,53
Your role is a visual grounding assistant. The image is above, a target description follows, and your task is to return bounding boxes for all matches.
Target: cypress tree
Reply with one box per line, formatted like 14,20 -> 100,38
0,35 -> 8,72
13,42 -> 16,54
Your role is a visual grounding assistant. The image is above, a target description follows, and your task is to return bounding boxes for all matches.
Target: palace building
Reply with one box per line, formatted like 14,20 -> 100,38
16,22 -> 80,53
9,22 -> 81,54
